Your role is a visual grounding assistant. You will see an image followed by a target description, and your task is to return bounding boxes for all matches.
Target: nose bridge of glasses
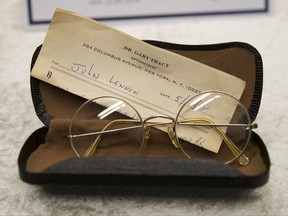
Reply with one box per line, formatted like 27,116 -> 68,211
142,115 -> 180,149
143,115 -> 174,125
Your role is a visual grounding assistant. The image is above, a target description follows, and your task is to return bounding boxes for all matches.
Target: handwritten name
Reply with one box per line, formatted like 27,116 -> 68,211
109,75 -> 139,96
71,63 -> 100,80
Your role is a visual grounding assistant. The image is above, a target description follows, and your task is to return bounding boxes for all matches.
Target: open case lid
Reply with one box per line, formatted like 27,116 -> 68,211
19,41 -> 270,187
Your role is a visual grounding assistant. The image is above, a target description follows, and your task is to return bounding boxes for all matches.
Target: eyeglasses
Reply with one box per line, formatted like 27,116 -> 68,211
68,91 -> 257,166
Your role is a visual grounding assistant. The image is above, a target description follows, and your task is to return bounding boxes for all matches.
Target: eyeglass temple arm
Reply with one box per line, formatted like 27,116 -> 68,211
179,118 -> 251,166
82,119 -> 180,157
72,118 -> 252,165
84,119 -> 140,157
79,119 -> 175,157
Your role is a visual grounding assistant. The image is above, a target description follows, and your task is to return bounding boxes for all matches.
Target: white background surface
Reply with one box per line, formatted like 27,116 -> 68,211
0,0 -> 287,215
26,0 -> 267,25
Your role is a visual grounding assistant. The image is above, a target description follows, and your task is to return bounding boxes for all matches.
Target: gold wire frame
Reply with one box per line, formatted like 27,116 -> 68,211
68,91 -> 257,166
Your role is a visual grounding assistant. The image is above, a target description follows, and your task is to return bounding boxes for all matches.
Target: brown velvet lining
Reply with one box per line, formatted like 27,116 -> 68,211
26,118 -> 267,176
171,47 -> 256,110
27,46 -> 267,176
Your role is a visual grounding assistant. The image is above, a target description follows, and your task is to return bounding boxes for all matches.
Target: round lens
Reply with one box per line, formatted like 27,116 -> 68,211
69,96 -> 145,158
175,91 -> 251,165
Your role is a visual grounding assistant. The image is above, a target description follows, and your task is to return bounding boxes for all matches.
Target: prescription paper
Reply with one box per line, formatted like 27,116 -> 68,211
31,8 -> 246,153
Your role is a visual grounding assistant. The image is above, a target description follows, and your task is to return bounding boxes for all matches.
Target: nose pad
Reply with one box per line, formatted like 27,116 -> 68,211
167,127 -> 180,148
139,127 -> 150,151
144,128 -> 150,144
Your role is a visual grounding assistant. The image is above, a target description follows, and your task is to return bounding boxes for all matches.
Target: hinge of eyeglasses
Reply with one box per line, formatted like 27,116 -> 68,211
247,123 -> 258,130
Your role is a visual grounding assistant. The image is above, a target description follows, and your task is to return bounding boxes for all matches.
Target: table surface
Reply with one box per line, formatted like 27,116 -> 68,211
1,1 -> 287,215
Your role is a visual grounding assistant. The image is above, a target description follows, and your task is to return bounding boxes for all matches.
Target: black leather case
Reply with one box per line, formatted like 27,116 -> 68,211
18,41 -> 270,187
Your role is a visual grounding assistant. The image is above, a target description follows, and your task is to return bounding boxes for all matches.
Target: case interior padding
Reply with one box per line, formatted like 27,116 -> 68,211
18,41 -> 270,187
19,126 -> 270,187
25,117 -> 267,176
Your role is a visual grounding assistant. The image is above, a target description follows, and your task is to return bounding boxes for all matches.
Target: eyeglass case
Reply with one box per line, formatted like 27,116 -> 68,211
18,41 -> 270,187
